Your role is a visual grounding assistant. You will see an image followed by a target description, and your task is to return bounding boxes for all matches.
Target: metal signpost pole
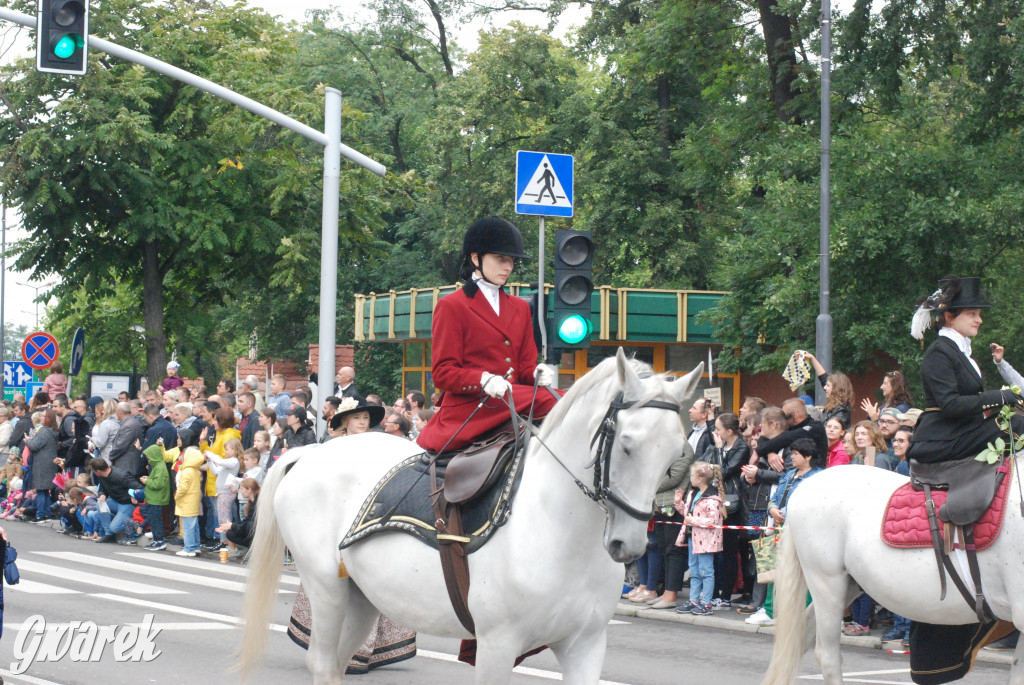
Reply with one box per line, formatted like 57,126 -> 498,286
1,198 -> 5,397
537,216 -> 546,358
815,0 -> 833,407
316,88 -> 342,438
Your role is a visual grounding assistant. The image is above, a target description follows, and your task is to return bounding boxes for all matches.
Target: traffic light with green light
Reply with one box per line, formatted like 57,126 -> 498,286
552,229 -> 594,350
36,0 -> 89,75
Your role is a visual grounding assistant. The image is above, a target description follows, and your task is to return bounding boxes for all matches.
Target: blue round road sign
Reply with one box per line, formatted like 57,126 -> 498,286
22,332 -> 60,370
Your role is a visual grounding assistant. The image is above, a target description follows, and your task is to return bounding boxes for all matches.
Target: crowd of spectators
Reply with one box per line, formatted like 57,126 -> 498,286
0,362 -> 437,561
622,349 -> 962,648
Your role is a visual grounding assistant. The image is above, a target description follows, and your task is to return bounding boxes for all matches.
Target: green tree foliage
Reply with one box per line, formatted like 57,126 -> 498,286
3,0 -> 1024,398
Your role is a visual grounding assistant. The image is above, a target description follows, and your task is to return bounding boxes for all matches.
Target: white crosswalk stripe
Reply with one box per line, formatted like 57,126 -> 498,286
9,578 -> 81,594
34,551 -> 295,594
17,558 -> 187,595
115,551 -> 301,585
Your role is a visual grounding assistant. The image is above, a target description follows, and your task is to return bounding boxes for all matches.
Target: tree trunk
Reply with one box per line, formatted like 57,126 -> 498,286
758,0 -> 801,124
656,73 -> 673,157
141,240 -> 168,389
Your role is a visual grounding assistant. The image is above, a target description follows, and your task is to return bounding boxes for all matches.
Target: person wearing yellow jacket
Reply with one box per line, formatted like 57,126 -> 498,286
174,447 -> 205,557
198,408 -> 241,549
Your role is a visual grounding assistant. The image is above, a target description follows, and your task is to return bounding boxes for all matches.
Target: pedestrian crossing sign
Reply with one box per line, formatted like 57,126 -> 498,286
516,150 -> 574,217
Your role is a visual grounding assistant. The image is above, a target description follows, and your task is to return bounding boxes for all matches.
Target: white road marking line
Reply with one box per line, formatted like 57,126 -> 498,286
9,578 -> 81,594
17,559 -> 185,595
0,667 -> 68,685
799,668 -> 911,683
3,621 -> 233,632
115,551 -> 301,585
89,593 -> 288,632
798,675 -> 905,679
34,551 -> 293,594
124,622 -> 234,630
608,619 -> 629,625
417,649 -> 632,684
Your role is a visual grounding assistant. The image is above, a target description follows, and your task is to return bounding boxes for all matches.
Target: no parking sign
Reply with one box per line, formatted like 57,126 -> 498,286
21,331 -> 59,370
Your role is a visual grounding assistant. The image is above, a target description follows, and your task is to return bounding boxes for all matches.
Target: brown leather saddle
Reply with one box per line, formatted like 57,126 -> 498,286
909,457 -> 1007,622
431,421 -> 528,635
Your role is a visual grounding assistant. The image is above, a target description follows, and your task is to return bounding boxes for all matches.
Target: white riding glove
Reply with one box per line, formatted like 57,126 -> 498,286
480,372 -> 513,399
534,364 -> 555,388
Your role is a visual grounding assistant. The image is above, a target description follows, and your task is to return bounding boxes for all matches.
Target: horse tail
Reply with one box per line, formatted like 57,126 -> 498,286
237,448 -> 304,682
761,529 -> 809,685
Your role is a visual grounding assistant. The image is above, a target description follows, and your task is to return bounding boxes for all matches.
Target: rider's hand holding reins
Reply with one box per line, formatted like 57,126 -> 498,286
533,364 -> 556,387
481,372 -> 513,399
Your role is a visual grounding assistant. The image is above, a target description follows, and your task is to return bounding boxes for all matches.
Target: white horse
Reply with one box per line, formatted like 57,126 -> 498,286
762,462 -> 1024,685
238,349 -> 703,684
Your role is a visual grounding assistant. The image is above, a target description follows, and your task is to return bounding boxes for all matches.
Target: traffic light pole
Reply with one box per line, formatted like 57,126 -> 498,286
0,6 -> 387,435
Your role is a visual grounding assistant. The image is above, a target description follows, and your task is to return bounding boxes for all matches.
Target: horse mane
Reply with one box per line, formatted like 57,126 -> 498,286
538,354 -> 674,442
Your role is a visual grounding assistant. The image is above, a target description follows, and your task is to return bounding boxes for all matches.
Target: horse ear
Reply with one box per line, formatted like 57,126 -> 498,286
671,362 -> 704,406
615,347 -> 644,398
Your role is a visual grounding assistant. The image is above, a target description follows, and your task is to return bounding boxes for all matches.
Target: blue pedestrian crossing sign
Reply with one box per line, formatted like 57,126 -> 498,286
516,151 -> 574,217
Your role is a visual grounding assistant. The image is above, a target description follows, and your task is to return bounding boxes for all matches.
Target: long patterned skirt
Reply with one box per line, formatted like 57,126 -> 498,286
288,584 -> 417,675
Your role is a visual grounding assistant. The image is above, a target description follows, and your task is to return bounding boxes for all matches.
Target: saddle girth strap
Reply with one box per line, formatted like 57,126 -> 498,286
961,525 -> 995,623
431,461 -> 476,635
925,483 -> 996,622
923,485 -> 948,601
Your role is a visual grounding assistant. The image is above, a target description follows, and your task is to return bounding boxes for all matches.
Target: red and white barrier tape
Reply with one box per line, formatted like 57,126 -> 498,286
657,520 -> 778,531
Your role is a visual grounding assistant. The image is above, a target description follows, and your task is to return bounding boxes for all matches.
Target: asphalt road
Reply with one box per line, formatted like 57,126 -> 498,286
0,518 -> 1012,685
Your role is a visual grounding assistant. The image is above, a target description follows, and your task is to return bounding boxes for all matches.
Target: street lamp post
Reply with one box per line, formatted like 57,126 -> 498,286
17,280 -> 56,329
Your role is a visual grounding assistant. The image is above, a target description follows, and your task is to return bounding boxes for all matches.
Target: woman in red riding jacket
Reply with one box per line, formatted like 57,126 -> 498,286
417,217 -> 559,453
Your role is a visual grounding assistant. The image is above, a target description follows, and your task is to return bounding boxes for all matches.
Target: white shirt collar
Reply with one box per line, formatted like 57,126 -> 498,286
473,275 -> 501,316
939,327 -> 973,357
687,421 -> 706,454
939,327 -> 981,377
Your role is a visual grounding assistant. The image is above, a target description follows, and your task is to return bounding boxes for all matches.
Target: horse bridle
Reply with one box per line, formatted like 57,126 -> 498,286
581,389 -> 682,520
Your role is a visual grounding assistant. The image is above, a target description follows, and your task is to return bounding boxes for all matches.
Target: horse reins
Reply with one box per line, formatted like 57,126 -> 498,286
517,375 -> 682,522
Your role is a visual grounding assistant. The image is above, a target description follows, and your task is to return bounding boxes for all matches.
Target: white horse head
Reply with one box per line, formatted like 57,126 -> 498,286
538,347 -> 703,563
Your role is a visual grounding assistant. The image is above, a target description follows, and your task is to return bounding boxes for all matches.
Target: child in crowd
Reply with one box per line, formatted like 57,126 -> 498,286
57,483 -> 84,536
229,448 -> 264,521
141,445 -> 170,552
174,447 -> 204,557
674,462 -> 724,616
0,477 -> 24,519
216,478 -> 260,552
253,431 -> 271,470
41,362 -> 68,398
68,485 -> 101,540
205,438 -> 241,550
76,472 -> 97,494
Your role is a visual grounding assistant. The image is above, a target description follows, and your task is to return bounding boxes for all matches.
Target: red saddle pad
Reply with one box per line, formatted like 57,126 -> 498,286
881,464 -> 1012,551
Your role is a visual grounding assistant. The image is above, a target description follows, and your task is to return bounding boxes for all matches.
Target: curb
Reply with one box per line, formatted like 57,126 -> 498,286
614,602 -> 1014,666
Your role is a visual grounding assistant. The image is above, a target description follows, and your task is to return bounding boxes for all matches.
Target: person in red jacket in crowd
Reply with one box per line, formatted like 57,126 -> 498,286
417,216 -> 559,453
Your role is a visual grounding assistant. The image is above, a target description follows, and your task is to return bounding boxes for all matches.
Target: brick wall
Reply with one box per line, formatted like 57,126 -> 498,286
233,344 -> 354,395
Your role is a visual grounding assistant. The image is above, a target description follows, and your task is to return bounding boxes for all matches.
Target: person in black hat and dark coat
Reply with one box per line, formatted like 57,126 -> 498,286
283,407 -> 317,449
417,216 -> 560,453
907,275 -> 1024,464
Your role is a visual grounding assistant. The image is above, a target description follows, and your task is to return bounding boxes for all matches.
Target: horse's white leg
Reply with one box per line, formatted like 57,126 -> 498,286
808,576 -> 858,685
334,584 -> 380,675
473,631 -> 523,685
1008,632 -> 1024,685
549,625 -> 608,685
303,578 -> 349,685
